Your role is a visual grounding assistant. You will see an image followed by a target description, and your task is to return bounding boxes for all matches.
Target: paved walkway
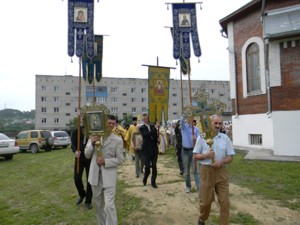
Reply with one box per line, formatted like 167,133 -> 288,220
244,149 -> 300,162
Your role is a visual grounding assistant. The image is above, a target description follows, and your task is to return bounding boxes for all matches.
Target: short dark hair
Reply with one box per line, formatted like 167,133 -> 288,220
107,114 -> 116,121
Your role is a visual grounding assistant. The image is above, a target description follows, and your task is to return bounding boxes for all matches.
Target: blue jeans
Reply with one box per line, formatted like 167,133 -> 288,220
182,149 -> 200,191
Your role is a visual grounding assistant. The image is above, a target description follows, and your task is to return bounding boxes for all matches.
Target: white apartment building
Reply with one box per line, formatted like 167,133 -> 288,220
35,75 -> 231,131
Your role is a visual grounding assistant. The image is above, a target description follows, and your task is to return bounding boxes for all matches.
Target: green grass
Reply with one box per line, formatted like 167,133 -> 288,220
0,148 -> 143,225
228,150 -> 300,210
0,147 -> 299,224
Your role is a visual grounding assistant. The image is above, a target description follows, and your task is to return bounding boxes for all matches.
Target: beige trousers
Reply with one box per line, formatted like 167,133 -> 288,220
199,165 -> 230,225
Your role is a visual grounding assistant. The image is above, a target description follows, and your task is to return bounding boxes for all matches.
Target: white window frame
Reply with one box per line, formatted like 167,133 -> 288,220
242,37 -> 266,98
112,97 -> 118,103
111,107 -> 118,113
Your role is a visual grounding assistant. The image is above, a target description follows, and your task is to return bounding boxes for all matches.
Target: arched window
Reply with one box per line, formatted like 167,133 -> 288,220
246,43 -> 261,93
241,37 -> 266,97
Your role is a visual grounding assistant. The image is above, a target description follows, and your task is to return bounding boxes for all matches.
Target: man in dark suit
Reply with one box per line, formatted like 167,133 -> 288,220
139,113 -> 159,188
71,119 -> 93,209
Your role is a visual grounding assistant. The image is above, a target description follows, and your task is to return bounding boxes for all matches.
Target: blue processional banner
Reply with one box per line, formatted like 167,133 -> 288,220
82,35 -> 103,83
68,0 -> 95,58
172,3 -> 201,60
170,27 -> 191,75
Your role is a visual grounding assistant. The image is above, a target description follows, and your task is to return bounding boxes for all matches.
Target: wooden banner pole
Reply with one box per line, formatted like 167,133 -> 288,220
76,57 -> 82,174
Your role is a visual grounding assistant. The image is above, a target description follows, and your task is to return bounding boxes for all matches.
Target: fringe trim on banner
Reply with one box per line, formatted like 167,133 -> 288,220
68,0 -> 95,58
172,3 -> 201,60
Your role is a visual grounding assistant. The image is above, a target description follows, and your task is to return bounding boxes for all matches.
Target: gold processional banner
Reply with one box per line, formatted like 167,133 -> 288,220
148,66 -> 170,123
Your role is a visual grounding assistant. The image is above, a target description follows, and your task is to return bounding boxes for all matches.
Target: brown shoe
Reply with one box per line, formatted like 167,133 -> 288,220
198,220 -> 205,225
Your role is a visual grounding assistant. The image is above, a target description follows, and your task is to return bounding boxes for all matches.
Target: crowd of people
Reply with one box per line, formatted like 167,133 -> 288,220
71,113 -> 234,225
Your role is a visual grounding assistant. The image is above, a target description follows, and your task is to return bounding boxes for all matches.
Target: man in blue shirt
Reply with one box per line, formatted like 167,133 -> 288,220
193,114 -> 235,225
180,114 -> 200,193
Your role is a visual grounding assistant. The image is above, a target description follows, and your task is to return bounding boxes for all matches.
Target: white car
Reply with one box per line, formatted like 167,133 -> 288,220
50,131 -> 71,149
0,133 -> 19,160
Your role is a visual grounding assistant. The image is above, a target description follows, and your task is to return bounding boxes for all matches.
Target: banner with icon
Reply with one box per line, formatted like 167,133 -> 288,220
172,3 -> 201,60
68,0 -> 95,58
148,66 -> 170,123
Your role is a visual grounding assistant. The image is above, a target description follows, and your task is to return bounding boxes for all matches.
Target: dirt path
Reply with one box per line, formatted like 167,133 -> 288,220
118,154 -> 300,225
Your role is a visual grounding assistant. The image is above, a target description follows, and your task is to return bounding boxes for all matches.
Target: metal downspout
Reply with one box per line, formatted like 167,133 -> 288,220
261,0 -> 272,116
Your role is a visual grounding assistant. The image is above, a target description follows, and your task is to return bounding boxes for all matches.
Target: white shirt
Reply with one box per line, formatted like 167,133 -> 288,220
193,132 -> 235,165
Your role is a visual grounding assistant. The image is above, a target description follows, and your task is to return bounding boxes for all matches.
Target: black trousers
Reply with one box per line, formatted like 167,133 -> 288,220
143,153 -> 158,184
74,156 -> 92,204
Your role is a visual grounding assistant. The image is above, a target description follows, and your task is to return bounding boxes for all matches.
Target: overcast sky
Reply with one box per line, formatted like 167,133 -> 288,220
0,0 -> 251,111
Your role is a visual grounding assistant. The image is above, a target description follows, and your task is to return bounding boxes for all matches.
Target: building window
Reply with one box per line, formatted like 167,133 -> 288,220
66,113 -> 70,116
54,97 -> 59,102
123,93 -> 127,96
123,103 -> 127,106
66,92 -> 70,95
112,97 -> 118,103
142,98 -> 147,102
54,86 -> 59,91
249,134 -> 262,146
246,43 -> 261,93
131,88 -> 136,93
172,93 -> 177,97
41,107 -> 46,113
141,88 -> 146,93
242,37 -> 266,97
97,97 -> 107,102
54,107 -> 59,113
66,103 -> 71,106
132,107 -> 136,113
42,118 -> 46,124
173,103 -> 177,106
41,97 -> 46,102
41,86 -> 46,91
123,113 -> 127,116
54,118 -> 59,124
111,87 -> 117,93
131,98 -> 136,102
142,107 -> 147,112
111,107 -> 118,113
173,112 -> 178,115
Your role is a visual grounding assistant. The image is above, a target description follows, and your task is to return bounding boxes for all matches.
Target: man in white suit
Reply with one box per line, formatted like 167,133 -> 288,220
85,114 -> 124,225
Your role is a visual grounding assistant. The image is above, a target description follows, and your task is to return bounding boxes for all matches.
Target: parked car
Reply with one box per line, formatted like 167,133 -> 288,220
0,133 -> 19,160
16,130 -> 54,153
50,131 -> 71,149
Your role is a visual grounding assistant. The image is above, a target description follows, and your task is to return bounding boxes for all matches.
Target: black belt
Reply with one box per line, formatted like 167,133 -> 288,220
183,147 -> 193,151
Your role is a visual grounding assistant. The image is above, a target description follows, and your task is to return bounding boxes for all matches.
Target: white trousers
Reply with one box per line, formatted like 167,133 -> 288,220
91,173 -> 117,225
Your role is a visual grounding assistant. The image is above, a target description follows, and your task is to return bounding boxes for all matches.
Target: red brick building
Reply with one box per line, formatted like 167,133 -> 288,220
220,0 -> 300,156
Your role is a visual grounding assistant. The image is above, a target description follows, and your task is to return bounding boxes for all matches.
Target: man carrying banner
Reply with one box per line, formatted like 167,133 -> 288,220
139,113 -> 159,188
180,114 -> 200,193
